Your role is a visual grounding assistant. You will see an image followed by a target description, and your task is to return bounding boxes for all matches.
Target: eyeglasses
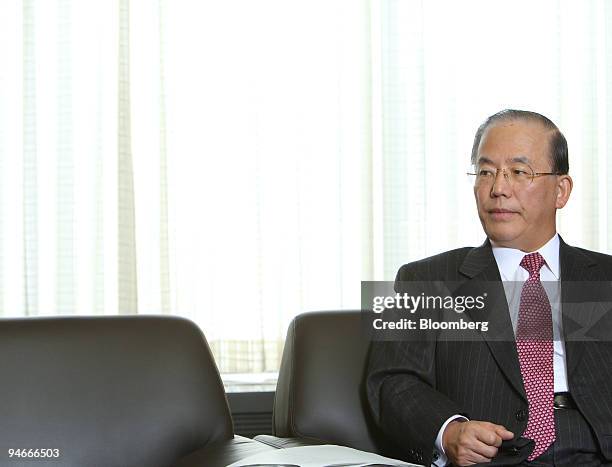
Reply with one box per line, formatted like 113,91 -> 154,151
467,163 -> 560,187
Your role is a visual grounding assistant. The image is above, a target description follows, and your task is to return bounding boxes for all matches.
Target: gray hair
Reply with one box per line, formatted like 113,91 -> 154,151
470,109 -> 569,174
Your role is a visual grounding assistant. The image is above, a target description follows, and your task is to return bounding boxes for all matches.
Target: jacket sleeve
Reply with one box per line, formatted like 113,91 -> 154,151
365,263 -> 465,466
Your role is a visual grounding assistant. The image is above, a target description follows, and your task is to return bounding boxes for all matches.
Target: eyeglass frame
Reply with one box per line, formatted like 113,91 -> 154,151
466,163 -> 561,186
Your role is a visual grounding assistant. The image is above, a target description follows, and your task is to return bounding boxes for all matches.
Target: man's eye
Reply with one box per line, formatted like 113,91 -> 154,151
512,168 -> 529,176
478,169 -> 494,177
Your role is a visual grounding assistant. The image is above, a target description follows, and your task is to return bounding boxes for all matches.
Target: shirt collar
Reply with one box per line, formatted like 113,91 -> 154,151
491,234 -> 560,280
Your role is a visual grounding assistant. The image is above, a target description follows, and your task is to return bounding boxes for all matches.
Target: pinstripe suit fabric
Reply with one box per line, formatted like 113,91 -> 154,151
366,238 -> 612,466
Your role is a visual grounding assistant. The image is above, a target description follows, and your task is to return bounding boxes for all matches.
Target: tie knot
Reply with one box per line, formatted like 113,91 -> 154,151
520,252 -> 546,276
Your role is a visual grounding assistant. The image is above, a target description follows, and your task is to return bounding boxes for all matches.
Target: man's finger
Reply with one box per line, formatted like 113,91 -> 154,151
492,425 -> 514,440
469,439 -> 499,460
474,428 -> 502,447
491,435 -> 503,448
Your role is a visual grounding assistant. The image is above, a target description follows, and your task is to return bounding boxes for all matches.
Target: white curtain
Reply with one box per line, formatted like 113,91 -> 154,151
373,0 -> 612,277
0,0 -> 611,378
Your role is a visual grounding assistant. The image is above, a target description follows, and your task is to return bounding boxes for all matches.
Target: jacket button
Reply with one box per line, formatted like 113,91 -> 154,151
515,409 -> 527,422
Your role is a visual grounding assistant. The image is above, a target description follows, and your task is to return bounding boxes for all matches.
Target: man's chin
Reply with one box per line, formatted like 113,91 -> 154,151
489,239 -> 521,249
483,230 -> 522,249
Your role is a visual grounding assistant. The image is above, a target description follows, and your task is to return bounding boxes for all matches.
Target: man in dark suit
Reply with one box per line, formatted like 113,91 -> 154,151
367,109 -> 612,466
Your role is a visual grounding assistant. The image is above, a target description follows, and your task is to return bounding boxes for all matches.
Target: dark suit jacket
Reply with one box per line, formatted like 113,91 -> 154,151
366,238 -> 612,466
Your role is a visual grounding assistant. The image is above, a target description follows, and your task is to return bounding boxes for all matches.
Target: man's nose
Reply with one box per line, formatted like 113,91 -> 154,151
490,168 -> 512,197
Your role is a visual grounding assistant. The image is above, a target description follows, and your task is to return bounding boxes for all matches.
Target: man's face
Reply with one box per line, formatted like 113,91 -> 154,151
473,120 -> 571,252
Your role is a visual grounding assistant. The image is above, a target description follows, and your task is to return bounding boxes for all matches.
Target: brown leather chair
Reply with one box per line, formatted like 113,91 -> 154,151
256,311 -> 400,458
0,315 -> 273,467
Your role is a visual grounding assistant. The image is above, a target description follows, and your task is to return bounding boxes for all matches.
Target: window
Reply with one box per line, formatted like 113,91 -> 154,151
1,0 -> 610,386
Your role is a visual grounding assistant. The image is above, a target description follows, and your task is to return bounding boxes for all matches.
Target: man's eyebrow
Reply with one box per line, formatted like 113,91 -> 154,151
509,156 -> 531,164
476,156 -> 531,165
476,156 -> 494,165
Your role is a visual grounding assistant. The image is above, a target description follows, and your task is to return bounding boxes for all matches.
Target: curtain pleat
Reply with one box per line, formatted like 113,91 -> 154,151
23,0 -> 37,316
117,0 -> 138,315
57,0 -> 74,315
158,0 -> 170,315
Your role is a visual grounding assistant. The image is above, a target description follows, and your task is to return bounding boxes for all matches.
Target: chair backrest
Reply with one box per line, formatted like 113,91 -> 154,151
0,315 -> 233,467
273,310 -> 393,454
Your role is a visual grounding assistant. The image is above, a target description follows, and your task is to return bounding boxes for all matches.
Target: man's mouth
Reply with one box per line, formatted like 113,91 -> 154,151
488,208 -> 517,220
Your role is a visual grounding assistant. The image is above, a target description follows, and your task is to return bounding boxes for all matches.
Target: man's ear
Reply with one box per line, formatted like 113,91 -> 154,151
555,175 -> 573,209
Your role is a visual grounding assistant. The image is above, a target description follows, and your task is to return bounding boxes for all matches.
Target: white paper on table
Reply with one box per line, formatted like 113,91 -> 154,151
225,444 -> 420,467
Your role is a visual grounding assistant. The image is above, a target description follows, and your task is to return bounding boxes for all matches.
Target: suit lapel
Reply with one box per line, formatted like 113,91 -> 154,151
559,237 -> 601,378
459,240 -> 526,400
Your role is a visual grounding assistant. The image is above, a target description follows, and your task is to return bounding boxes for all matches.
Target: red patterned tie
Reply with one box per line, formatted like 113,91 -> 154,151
516,252 -> 555,460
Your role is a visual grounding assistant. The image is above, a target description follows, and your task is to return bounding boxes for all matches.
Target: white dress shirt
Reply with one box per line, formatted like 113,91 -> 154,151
432,234 -> 568,466
491,233 -> 568,393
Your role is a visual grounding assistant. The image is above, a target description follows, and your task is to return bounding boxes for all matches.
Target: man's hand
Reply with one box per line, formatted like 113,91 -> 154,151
442,420 -> 514,466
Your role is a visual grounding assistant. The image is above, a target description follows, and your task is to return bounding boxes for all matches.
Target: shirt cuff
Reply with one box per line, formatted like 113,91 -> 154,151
432,414 -> 469,467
